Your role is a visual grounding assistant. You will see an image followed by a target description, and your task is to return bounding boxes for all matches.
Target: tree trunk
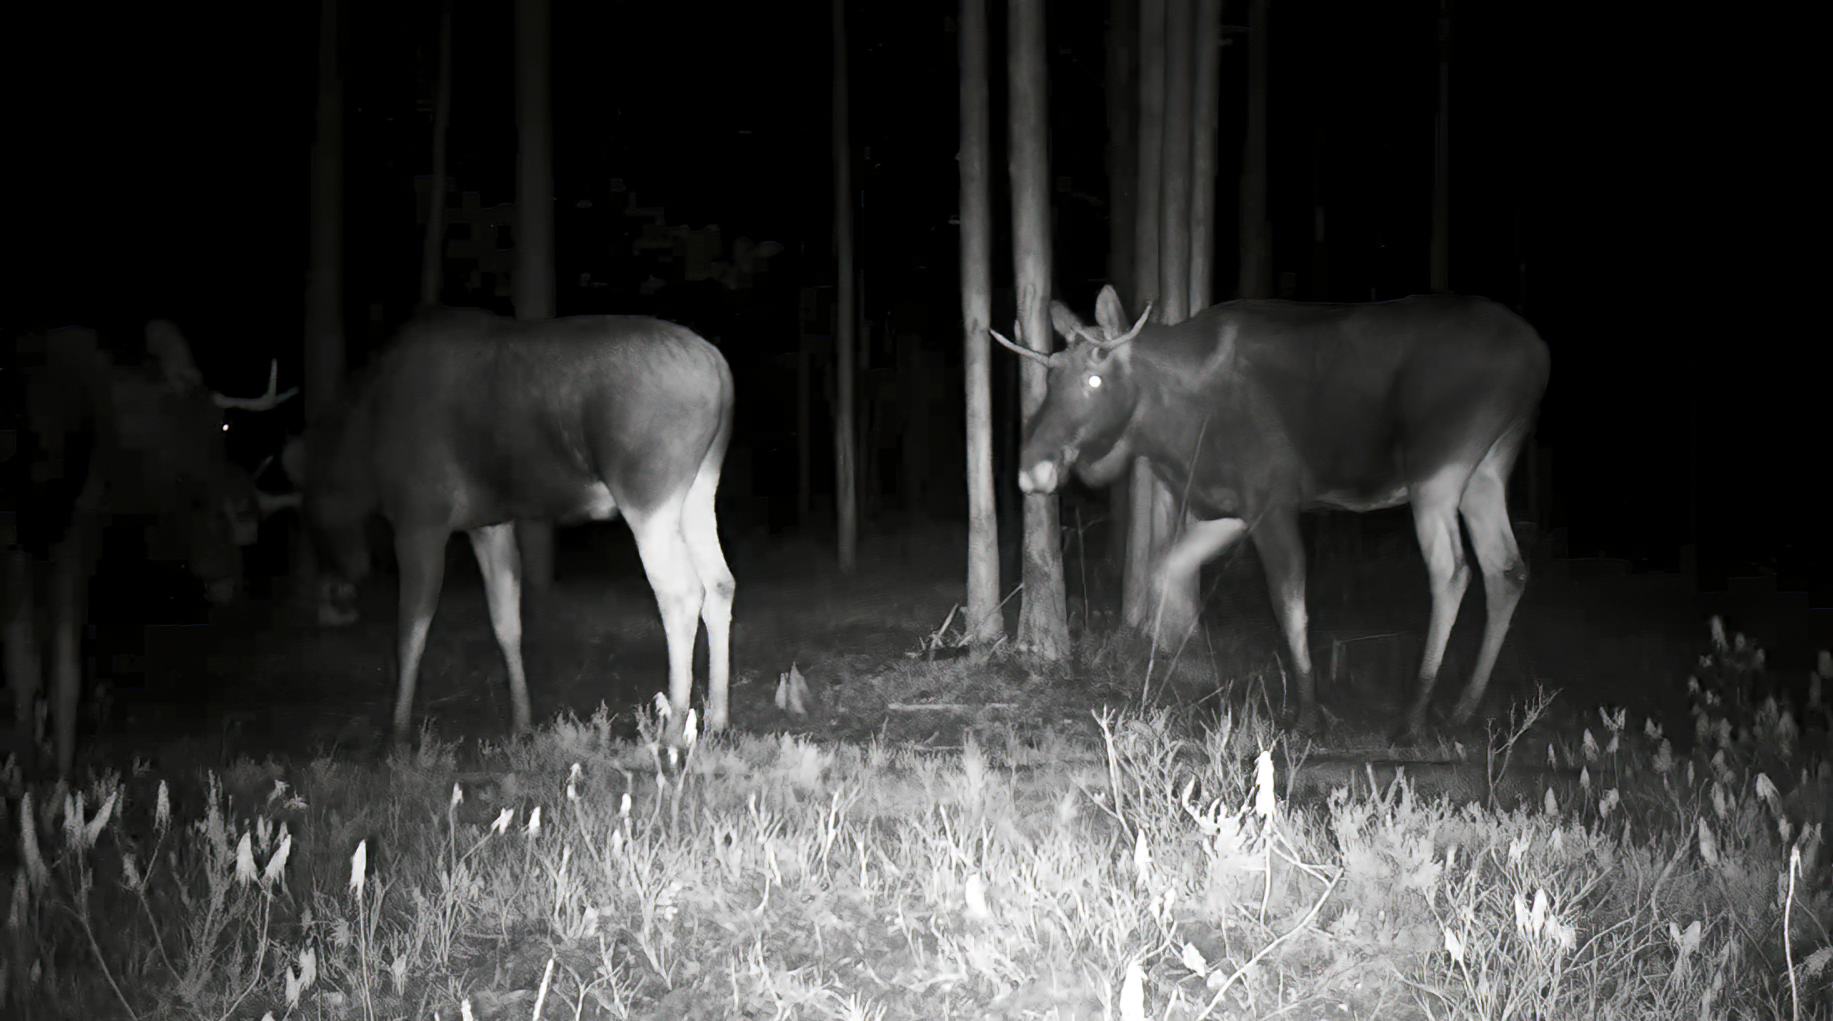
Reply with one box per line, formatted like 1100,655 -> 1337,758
514,0 -> 557,594
959,0 -> 1003,643
1430,0 -> 1452,294
1139,0 -> 1195,640
4,542 -> 39,769
418,0 -> 454,311
1159,0 -> 1192,329
1190,0 -> 1221,310
1104,0 -> 1139,587
299,0 -> 346,620
1237,0 -> 1270,301
304,0 -> 345,425
832,0 -> 858,573
1009,0 -> 1068,659
1122,0 -> 1165,628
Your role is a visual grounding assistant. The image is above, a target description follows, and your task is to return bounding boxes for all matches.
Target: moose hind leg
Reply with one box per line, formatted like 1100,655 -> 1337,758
681,464 -> 734,730
392,525 -> 451,745
468,522 -> 532,735
1405,481 -> 1471,739
1453,457 -> 1527,724
6,548 -> 41,766
49,557 -> 82,776
630,505 -> 706,724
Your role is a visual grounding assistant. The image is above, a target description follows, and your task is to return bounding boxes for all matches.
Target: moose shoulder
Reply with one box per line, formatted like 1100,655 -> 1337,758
996,285 -> 1549,739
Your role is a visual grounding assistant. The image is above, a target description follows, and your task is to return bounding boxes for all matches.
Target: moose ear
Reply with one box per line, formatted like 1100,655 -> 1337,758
281,436 -> 309,487
146,320 -> 205,389
1093,285 -> 1130,339
1048,301 -> 1088,345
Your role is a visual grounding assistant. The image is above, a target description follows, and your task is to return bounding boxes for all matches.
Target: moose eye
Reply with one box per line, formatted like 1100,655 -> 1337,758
1086,374 -> 1103,390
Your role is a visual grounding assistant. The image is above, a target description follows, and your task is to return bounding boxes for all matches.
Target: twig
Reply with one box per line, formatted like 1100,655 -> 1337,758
1197,867 -> 1343,1020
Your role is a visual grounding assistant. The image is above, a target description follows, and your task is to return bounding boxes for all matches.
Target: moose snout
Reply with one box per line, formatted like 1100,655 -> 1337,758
206,577 -> 240,605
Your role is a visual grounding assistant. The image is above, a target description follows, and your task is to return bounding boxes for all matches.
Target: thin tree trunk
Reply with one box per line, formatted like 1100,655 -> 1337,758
832,0 -> 858,573
1122,0 -> 1165,628
1159,0 -> 1192,328
1430,0 -> 1452,294
1143,0 -> 1195,638
797,320 -> 812,522
418,0 -> 454,311
3,543 -> 35,766
1237,0 -> 1270,300
1105,0 -> 1138,306
1105,0 -> 1139,586
960,0 -> 1003,643
300,0 -> 346,620
1009,0 -> 1067,658
304,0 -> 345,425
514,0 -> 557,594
1190,0 -> 1221,310
1309,125 -> 1329,299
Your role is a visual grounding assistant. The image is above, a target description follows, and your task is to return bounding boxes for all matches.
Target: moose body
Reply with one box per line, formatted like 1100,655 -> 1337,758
4,322 -> 291,773
287,310 -> 736,741
1004,286 -> 1549,737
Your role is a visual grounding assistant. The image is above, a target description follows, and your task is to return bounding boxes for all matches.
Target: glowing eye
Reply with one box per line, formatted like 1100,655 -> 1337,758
1086,374 -> 1103,389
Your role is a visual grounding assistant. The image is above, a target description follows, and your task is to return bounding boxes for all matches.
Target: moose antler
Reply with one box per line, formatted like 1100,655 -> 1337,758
213,360 -> 299,411
988,321 -> 1052,365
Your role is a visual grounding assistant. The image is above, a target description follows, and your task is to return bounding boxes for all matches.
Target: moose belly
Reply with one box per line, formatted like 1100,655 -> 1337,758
1310,484 -> 1410,512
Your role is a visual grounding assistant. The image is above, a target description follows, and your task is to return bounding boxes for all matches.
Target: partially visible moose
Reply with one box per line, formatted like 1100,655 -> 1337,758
998,285 -> 1549,738
5,322 -> 294,774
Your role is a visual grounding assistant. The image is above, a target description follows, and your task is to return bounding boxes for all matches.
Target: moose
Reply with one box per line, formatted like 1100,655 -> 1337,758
997,285 -> 1549,738
283,309 -> 735,745
5,321 -> 294,774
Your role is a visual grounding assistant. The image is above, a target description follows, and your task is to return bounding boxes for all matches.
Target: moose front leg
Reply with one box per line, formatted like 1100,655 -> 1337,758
1248,511 -> 1318,735
1144,517 -> 1247,649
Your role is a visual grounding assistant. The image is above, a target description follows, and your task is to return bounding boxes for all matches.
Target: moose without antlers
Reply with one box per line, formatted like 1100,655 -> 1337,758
285,310 -> 736,744
997,285 -> 1549,738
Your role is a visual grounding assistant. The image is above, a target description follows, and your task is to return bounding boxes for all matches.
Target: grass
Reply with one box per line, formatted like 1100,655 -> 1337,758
3,618 -> 1830,1020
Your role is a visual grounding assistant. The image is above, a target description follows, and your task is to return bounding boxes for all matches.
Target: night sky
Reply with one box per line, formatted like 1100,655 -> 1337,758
7,0 -> 1820,596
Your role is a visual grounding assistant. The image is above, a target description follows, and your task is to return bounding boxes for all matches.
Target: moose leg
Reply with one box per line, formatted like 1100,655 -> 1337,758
1405,481 -> 1472,739
49,556 -> 81,776
392,525 -> 450,745
680,463 -> 735,730
468,522 -> 532,736
629,504 -> 706,726
1453,448 -> 1528,724
1249,512 -> 1319,735
1147,516 -> 1246,648
4,547 -> 39,766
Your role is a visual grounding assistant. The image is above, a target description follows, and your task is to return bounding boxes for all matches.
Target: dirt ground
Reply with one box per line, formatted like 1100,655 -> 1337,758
66,514 -> 1832,771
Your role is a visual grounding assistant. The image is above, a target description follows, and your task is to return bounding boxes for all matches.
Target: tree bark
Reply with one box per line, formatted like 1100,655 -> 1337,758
959,0 -> 1003,643
514,0 -> 557,594
1122,0 -> 1166,627
418,0 -> 454,311
832,0 -> 858,573
1009,0 -> 1068,658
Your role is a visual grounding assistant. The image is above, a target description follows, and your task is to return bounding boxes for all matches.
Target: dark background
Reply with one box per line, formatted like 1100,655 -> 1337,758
7,0 -> 1821,599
